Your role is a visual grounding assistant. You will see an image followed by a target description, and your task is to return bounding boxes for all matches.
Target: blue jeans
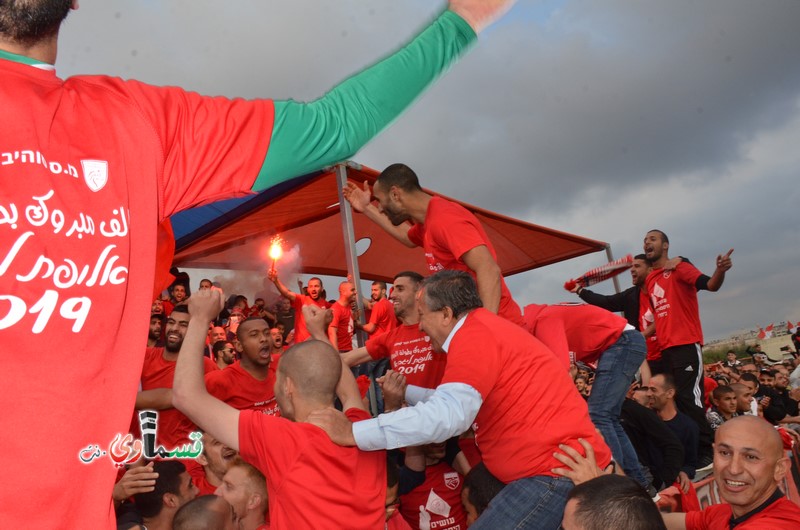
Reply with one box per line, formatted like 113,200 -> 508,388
587,329 -> 648,487
470,475 -> 573,529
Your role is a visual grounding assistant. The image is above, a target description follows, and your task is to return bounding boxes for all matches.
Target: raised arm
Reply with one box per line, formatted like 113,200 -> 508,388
343,180 -> 415,248
461,245 -> 502,314
341,346 -> 373,368
706,248 -> 733,292
255,2 -> 517,189
267,267 -> 298,302
172,289 -> 241,451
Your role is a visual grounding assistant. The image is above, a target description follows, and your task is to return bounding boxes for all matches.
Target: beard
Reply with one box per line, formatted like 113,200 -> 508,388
0,0 -> 72,45
165,336 -> 184,353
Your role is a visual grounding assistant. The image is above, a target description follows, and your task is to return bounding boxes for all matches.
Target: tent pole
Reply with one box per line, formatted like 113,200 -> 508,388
335,163 -> 378,415
605,245 -> 622,294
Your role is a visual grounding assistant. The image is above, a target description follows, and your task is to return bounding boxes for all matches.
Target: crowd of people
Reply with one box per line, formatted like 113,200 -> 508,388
3,1 -> 800,529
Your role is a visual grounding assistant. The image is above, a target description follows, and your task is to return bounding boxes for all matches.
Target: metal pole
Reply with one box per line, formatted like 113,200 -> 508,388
335,163 -> 378,415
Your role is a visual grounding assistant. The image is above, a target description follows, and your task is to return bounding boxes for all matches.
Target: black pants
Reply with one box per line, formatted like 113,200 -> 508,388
662,343 -> 713,460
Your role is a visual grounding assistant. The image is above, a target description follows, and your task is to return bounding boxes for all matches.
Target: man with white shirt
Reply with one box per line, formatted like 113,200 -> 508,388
309,270 -> 610,529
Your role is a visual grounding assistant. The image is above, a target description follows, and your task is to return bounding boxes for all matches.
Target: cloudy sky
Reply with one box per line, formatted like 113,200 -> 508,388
57,0 -> 800,341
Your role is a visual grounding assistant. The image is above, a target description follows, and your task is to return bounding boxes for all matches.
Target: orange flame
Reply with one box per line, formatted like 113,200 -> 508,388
269,239 -> 283,261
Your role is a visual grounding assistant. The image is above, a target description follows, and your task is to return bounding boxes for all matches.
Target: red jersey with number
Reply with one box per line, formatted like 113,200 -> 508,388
329,301 -> 354,351
443,309 -> 611,483
646,261 -> 705,349
239,408 -> 385,529
639,289 -> 661,361
291,294 -> 329,343
0,57 -> 274,528
685,496 -> 800,529
400,462 -> 467,530
407,197 -> 523,326
205,358 -> 281,416
140,347 -> 218,449
366,323 -> 446,389
368,297 -> 397,336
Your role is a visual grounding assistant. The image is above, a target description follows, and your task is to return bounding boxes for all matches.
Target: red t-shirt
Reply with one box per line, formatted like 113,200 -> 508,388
366,323 -> 447,389
140,347 -> 218,449
189,465 -> 220,497
443,309 -> 611,483
329,301 -> 354,351
205,358 -> 281,416
407,197 -> 523,326
368,297 -> 397,336
0,58 -> 274,528
524,303 -> 627,366
239,408 -> 385,529
685,496 -> 800,529
646,261 -> 705,349
400,462 -> 467,530
639,289 -> 662,361
291,294 -> 329,343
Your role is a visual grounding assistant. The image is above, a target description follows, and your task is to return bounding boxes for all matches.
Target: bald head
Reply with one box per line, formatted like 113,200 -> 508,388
716,415 -> 783,457
279,340 -> 342,405
713,415 -> 789,517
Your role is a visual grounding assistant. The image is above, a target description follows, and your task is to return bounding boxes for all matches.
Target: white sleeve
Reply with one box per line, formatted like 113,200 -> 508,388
405,384 -> 436,405
353,382 -> 481,450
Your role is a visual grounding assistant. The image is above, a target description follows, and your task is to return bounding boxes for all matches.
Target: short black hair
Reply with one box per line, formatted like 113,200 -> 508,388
173,495 -> 228,530
236,316 -> 269,341
647,229 -> 669,244
133,460 -> 186,518
567,474 -> 666,530
464,462 -> 506,517
171,304 -> 189,315
393,270 -> 425,285
212,340 -> 230,360
376,163 -> 424,193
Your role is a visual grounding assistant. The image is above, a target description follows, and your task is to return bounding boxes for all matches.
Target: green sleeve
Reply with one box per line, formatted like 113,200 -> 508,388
252,10 -> 476,191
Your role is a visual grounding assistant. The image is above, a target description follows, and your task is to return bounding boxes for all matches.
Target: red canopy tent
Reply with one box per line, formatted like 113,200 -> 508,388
172,162 -> 608,281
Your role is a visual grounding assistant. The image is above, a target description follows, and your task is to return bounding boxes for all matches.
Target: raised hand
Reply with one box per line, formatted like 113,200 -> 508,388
448,0 -> 517,34
716,248 -> 734,272
342,180 -> 372,213
112,463 -> 158,502
187,287 -> 225,324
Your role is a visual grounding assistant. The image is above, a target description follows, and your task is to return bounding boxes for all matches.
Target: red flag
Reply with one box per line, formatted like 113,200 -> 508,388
789,321 -> 797,334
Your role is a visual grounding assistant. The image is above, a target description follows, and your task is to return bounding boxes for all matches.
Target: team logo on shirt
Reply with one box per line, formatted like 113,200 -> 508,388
444,472 -> 460,490
81,159 -> 108,192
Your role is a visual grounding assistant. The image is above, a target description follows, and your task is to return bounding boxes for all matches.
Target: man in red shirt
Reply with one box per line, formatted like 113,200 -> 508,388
358,281 -> 398,336
643,229 -> 733,465
215,459 -> 269,530
0,1 -> 517,525
190,431 -> 239,496
173,290 -> 386,529
328,281 -> 356,352
310,271 -> 611,529
662,415 -> 800,529
269,271 -> 329,343
524,302 -> 650,491
570,253 -> 663,377
205,316 -> 281,416
343,271 -> 447,390
343,163 -> 524,327
137,305 -> 218,449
